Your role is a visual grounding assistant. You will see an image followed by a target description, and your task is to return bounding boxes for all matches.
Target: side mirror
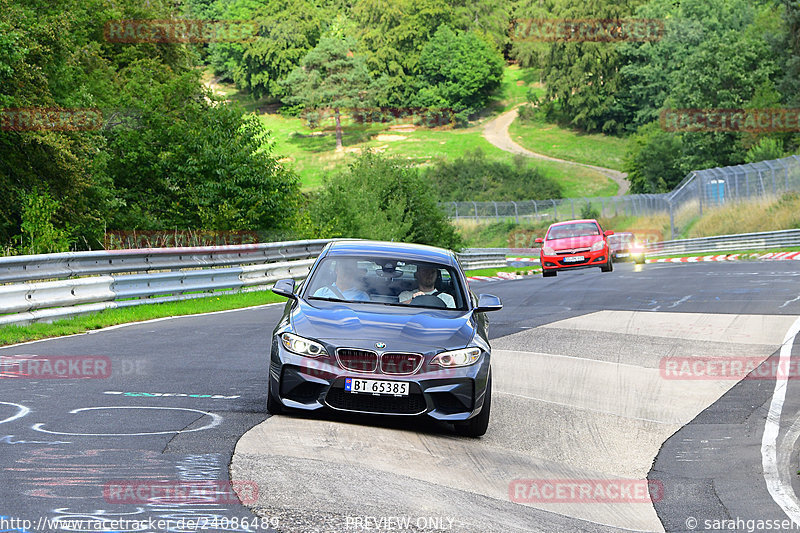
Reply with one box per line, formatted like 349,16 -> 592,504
604,230 -> 615,237
534,237 -> 544,244
474,294 -> 502,313
272,278 -> 297,300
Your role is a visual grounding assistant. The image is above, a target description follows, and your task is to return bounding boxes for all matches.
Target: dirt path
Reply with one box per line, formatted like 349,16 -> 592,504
483,106 -> 630,196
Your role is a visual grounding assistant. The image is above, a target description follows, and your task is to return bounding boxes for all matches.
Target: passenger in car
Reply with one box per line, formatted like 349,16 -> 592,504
399,266 -> 455,308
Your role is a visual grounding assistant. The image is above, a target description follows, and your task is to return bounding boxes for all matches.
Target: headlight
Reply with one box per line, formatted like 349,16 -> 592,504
542,246 -> 555,256
431,347 -> 481,367
280,332 -> 327,357
591,240 -> 605,251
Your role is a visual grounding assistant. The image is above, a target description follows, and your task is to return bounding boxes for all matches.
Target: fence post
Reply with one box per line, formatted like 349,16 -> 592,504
472,201 -> 478,222
669,200 -> 676,239
552,199 -> 558,221
453,201 -> 458,221
493,201 -> 499,220
533,201 -> 538,220
512,201 -> 519,223
570,198 -> 575,218
698,173 -> 703,216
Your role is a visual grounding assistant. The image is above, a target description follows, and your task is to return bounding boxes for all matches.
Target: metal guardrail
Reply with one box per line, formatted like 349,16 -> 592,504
458,249 -> 508,270
645,228 -> 800,256
0,240 -> 331,326
0,241 -> 506,326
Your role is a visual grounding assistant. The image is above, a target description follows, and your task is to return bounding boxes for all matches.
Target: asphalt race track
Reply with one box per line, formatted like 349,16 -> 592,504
2,260 -> 800,533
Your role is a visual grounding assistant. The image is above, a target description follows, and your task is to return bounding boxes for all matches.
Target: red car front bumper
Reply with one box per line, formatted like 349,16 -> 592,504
540,248 -> 609,272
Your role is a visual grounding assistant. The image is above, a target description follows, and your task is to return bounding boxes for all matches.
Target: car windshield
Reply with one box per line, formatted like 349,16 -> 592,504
304,256 -> 467,310
547,223 -> 601,239
608,233 -> 635,244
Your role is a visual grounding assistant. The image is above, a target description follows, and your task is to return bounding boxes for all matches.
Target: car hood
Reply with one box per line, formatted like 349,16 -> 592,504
546,235 -> 602,250
291,299 -> 475,351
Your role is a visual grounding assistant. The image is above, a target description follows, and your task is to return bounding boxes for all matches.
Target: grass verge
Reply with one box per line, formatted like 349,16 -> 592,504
466,266 -> 540,277
508,114 -> 629,173
0,290 -> 286,347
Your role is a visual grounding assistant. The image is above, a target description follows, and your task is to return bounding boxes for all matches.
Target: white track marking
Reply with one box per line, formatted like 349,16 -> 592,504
0,402 -> 30,425
762,315 -> 800,524
31,406 -> 222,436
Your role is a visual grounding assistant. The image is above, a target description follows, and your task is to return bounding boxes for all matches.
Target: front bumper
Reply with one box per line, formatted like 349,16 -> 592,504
268,339 -> 490,422
540,249 -> 608,271
612,249 -> 645,262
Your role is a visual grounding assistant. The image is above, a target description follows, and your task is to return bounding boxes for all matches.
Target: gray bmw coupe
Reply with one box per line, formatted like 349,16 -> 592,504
267,240 -> 502,437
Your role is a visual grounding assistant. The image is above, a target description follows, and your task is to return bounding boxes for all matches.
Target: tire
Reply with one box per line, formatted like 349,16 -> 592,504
266,377 -> 284,415
455,374 -> 491,438
542,269 -> 557,278
600,255 -> 613,272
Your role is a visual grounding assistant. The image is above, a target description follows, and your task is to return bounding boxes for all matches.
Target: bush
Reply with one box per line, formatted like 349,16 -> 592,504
425,148 -> 562,201
309,152 -> 462,250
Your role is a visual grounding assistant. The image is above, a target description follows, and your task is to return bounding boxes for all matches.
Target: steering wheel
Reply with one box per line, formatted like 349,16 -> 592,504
409,294 -> 447,308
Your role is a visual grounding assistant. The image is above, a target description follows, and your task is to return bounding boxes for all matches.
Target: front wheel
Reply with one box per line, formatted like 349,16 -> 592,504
455,374 -> 491,438
600,256 -> 613,272
542,269 -> 557,278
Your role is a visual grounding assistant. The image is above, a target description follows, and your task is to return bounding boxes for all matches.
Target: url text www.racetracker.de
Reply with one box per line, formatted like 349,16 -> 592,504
0,515 -> 280,532
684,516 -> 800,532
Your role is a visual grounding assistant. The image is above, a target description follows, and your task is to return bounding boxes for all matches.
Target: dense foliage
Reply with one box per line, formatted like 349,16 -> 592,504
309,152 -> 463,250
425,149 -> 563,201
0,0 -> 302,250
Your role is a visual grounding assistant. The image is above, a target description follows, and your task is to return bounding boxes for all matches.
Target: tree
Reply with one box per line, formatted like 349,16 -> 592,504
623,122 -> 684,193
208,0 -> 325,99
353,0 -> 455,106
310,152 -> 462,250
105,61 -> 302,232
415,26 -> 504,120
282,32 -> 376,150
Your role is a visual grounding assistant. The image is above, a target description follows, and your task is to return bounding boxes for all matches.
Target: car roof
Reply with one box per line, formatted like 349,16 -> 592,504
548,219 -> 599,227
323,240 -> 457,266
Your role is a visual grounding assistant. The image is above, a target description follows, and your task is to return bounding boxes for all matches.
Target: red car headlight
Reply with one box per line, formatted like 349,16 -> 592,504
590,240 -> 605,252
542,246 -> 555,256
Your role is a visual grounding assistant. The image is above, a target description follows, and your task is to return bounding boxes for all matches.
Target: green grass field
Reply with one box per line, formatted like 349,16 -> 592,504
259,112 -> 617,196
207,65 -> 618,197
508,114 -> 630,172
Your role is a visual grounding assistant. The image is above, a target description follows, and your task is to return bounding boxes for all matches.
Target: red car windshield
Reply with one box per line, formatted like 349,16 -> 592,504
547,223 -> 600,240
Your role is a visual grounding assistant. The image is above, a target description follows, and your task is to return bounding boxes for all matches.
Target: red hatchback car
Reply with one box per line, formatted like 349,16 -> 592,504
535,219 -> 614,277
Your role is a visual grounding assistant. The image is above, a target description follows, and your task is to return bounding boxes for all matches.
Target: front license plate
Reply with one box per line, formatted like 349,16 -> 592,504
563,255 -> 585,263
345,378 -> 409,396
617,253 -> 629,258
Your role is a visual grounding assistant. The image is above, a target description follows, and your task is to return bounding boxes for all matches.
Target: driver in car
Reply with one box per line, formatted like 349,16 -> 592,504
399,265 -> 455,308
313,259 -> 370,301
